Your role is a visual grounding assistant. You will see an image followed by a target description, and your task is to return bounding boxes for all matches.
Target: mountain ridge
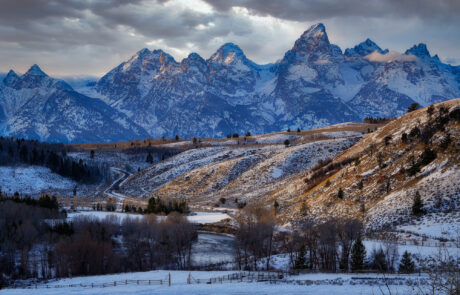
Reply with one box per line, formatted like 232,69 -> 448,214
1,23 -> 459,142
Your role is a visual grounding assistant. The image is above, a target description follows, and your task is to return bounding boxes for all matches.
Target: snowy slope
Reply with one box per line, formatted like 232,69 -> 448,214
0,166 -> 77,195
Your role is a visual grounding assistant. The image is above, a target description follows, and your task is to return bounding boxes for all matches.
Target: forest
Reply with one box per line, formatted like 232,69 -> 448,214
0,194 -> 197,288
0,137 -> 105,183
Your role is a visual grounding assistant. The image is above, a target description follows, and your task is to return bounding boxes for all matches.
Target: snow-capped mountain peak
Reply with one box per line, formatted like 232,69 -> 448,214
3,70 -> 19,86
210,43 -> 248,65
299,23 -> 327,40
180,52 -> 207,72
291,23 -> 338,61
345,38 -> 389,56
1,23 -> 459,143
405,43 -> 431,59
25,64 -> 47,76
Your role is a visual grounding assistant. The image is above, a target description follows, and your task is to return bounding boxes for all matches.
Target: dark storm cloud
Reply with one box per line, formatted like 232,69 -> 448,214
203,0 -> 460,22
0,0 -> 458,76
0,0 -> 257,75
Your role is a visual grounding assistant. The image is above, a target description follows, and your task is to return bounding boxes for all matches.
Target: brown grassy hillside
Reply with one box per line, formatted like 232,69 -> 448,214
278,99 -> 460,232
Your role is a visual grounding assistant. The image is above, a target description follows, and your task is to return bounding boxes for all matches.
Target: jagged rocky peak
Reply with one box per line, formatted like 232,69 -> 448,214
16,64 -> 72,91
3,69 -> 19,86
25,64 -> 47,76
136,47 -> 151,57
187,52 -> 204,61
405,43 -> 431,58
345,38 -> 388,56
210,42 -> 248,64
293,23 -> 331,53
181,52 -> 207,70
121,48 -> 178,74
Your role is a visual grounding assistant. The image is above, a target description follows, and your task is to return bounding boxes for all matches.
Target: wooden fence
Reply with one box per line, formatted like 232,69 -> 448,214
10,274 -> 171,290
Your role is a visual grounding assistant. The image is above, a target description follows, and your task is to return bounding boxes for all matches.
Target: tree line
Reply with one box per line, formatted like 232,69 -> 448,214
0,136 -> 105,183
233,206 -> 419,274
0,194 -> 197,288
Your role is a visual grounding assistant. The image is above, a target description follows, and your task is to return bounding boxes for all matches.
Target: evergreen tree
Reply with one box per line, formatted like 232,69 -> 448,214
401,132 -> 408,143
19,145 -> 28,163
146,152 -> 153,164
412,191 -> 424,216
351,236 -> 366,272
358,179 -> 363,190
419,147 -> 436,166
294,245 -> 307,269
399,251 -> 415,273
337,188 -> 344,199
426,105 -> 435,117
274,200 -> 279,211
371,248 -> 388,272
300,201 -> 309,217
407,103 -> 420,113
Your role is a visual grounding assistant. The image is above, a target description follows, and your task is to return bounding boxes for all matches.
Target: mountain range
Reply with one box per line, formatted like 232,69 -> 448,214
1,23 -> 459,143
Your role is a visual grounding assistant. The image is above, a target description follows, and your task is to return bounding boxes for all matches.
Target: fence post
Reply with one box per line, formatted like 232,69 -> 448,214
168,272 -> 171,286
187,273 -> 191,284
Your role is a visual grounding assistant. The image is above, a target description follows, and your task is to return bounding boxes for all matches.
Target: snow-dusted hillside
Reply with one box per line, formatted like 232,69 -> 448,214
118,127 -> 364,205
0,166 -> 77,195
278,99 -> 460,232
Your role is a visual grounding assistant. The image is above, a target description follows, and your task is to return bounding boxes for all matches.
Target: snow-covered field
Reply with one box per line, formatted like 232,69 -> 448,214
0,270 -> 424,295
395,211 -> 460,242
67,211 -> 231,224
187,212 -> 232,223
192,232 -> 235,266
0,166 -> 76,195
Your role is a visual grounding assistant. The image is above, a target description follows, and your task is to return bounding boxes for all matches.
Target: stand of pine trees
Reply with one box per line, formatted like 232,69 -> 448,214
399,251 -> 415,273
351,236 -> 366,272
145,196 -> 189,214
0,136 -> 103,183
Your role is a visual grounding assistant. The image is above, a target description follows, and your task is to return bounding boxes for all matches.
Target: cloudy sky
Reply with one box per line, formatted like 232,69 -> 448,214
1,0 -> 459,77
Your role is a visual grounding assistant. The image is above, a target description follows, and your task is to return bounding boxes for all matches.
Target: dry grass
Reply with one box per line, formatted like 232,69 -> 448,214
278,98 -> 460,230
